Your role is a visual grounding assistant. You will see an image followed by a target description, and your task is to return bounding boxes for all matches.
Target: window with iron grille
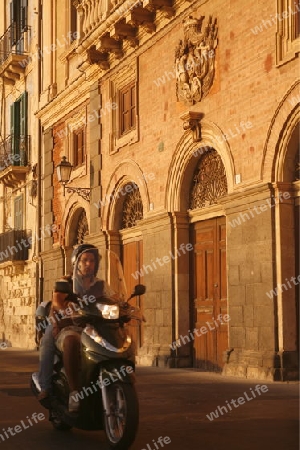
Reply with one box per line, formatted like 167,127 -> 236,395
120,83 -> 136,136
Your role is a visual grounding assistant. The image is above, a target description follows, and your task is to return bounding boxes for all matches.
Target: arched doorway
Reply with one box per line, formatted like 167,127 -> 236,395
165,122 -> 235,369
275,121 -> 299,365
262,82 -> 299,378
189,148 -> 229,371
102,162 -> 150,359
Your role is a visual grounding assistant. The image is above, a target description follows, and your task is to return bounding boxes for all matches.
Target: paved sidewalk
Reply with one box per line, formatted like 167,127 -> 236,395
0,348 -> 299,449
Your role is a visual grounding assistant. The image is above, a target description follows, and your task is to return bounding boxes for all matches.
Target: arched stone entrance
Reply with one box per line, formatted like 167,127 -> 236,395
189,149 -> 229,371
273,121 -> 299,378
102,163 -> 150,359
166,122 -> 234,369
261,81 -> 299,379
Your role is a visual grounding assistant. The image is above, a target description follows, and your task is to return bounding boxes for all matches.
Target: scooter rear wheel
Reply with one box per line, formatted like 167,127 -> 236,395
103,381 -> 139,449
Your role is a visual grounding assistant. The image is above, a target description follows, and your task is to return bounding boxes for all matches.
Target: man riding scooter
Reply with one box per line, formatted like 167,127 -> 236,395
36,244 -> 115,412
32,245 -> 145,448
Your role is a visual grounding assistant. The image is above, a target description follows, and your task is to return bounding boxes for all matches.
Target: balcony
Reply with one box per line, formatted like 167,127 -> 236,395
0,23 -> 30,84
0,230 -> 30,264
0,135 -> 31,187
76,0 -> 174,70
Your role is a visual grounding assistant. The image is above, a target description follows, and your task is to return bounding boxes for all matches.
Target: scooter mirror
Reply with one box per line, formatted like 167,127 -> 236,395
131,284 -> 146,297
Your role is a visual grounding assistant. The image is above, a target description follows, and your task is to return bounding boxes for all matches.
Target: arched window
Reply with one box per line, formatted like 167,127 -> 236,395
76,209 -> 88,244
122,183 -> 143,229
190,148 -> 227,209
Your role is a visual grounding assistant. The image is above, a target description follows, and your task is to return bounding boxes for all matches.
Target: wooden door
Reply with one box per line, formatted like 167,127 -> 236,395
122,240 -> 144,352
192,217 -> 228,371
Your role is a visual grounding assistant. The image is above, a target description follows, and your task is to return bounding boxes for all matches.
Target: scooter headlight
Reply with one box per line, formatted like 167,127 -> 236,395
96,303 -> 119,320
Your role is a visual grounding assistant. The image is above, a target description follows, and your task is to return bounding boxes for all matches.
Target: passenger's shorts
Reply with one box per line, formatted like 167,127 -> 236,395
55,326 -> 82,352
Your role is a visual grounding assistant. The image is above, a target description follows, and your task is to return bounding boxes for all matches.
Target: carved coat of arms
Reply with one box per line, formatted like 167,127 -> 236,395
175,15 -> 218,105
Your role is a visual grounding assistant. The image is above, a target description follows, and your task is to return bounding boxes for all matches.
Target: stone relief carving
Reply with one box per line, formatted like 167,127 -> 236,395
175,15 -> 218,105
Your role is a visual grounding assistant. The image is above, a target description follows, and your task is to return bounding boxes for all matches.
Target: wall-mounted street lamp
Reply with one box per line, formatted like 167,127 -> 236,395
56,156 -> 91,202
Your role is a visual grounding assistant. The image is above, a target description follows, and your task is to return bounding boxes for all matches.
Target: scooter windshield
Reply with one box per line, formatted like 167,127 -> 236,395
72,248 -> 127,303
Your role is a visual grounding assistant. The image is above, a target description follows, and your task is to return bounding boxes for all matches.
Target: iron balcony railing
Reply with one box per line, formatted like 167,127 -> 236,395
0,23 -> 29,65
0,135 -> 30,170
0,230 -> 31,263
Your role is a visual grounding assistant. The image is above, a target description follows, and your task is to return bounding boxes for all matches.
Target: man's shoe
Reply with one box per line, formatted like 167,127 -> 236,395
37,390 -> 49,401
69,391 -> 80,413
37,390 -> 51,409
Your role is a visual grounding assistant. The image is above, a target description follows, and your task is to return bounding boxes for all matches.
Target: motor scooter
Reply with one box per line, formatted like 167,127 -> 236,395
31,249 -> 145,450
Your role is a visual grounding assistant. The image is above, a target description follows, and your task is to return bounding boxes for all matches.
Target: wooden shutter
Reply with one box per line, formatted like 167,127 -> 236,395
121,87 -> 130,135
20,91 -> 27,135
14,195 -> 23,230
10,0 -> 21,43
19,91 -> 27,164
70,1 -> 77,38
10,1 -> 16,45
130,84 -> 136,129
73,128 -> 85,167
77,129 -> 84,165
120,83 -> 136,136
10,101 -> 20,161
21,0 -> 27,30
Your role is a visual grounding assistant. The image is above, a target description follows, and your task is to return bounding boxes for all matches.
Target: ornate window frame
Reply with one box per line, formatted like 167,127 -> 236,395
108,61 -> 139,154
276,0 -> 300,66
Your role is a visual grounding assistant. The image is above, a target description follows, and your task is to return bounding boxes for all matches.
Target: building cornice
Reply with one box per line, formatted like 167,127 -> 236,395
35,0 -> 206,128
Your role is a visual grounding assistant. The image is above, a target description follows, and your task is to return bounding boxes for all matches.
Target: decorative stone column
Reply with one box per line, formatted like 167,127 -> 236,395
273,182 -> 299,380
169,211 -> 192,368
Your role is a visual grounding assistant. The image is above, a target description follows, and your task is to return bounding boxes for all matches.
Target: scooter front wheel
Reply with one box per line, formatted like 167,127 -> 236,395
103,381 -> 139,449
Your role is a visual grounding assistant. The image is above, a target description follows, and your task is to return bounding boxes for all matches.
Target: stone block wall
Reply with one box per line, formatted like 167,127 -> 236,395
224,185 -> 279,379
0,262 -> 37,349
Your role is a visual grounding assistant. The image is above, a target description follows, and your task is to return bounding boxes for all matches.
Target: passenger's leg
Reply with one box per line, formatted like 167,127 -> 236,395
62,333 -> 81,412
63,333 -> 81,392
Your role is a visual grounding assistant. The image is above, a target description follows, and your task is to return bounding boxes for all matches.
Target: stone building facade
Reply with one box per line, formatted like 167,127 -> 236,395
0,0 -> 43,348
1,0 -> 299,380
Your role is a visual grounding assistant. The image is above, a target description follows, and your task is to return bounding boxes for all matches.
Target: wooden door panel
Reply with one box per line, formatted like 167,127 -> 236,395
192,217 -> 228,371
195,249 -> 214,301
122,240 -> 143,352
220,248 -> 227,300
